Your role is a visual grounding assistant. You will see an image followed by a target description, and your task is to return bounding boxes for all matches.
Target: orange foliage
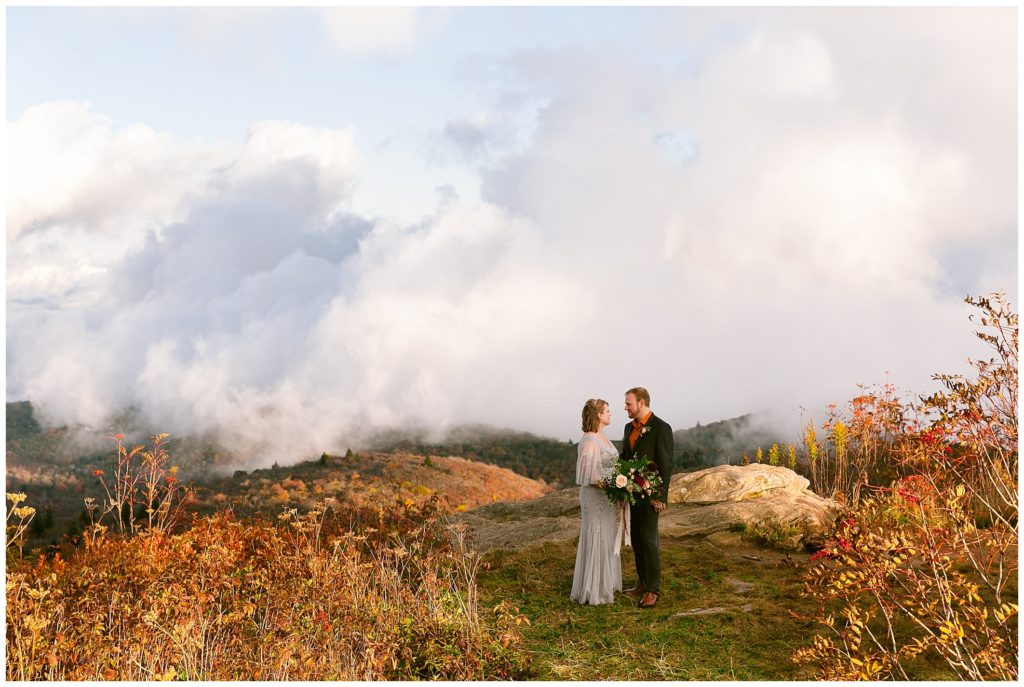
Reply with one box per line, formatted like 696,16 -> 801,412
6,497 -> 529,680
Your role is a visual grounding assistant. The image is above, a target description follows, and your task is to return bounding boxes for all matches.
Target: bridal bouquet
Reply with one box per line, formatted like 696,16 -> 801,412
597,456 -> 663,506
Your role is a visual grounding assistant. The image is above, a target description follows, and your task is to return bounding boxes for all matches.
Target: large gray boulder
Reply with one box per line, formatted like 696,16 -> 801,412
660,491 -> 839,549
451,464 -> 841,553
664,464 -> 839,549
668,463 -> 809,504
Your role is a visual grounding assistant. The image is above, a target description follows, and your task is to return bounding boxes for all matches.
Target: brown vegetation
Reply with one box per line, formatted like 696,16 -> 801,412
6,497 -> 530,680
5,432 -> 543,680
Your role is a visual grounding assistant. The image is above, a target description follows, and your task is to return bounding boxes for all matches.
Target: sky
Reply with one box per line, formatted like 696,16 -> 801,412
5,5 -> 1019,465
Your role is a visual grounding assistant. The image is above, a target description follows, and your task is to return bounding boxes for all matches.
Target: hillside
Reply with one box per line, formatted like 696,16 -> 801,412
4,401 -> 784,553
366,425 -> 579,487
673,413 -> 786,469
3,403 -> 552,555
5,401 -> 790,488
197,450 -> 551,518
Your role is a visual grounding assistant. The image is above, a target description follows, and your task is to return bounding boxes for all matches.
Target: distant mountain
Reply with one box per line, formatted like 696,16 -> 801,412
673,414 -> 786,469
6,400 -> 41,439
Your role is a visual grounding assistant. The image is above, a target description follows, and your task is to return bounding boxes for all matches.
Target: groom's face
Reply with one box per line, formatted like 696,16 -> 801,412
624,393 -> 642,419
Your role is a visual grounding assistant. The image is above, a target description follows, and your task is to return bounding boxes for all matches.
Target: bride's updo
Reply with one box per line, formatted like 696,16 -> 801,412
581,398 -> 608,433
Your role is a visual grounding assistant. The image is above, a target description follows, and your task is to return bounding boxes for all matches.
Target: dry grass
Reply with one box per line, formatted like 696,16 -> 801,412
6,497 -> 530,680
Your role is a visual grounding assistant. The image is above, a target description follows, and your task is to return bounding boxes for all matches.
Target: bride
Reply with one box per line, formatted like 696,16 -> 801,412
570,398 -> 623,605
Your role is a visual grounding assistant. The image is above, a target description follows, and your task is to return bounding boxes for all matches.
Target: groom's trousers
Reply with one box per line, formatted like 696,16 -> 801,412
629,501 -> 660,593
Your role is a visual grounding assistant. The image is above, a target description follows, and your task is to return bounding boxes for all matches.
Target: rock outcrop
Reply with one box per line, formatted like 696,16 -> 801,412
668,464 -> 809,504
452,464 -> 841,553
660,490 -> 838,549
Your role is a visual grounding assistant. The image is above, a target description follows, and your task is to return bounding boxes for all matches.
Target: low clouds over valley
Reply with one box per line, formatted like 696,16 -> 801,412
6,7 -> 1016,465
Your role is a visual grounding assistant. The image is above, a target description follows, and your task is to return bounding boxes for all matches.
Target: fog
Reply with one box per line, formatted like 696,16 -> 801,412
7,8 -> 1016,466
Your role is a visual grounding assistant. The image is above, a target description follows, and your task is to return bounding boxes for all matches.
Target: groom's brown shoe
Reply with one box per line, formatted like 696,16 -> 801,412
623,585 -> 645,598
639,592 -> 660,609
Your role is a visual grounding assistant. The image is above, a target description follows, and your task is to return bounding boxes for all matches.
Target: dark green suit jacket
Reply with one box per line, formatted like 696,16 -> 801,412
621,413 -> 674,502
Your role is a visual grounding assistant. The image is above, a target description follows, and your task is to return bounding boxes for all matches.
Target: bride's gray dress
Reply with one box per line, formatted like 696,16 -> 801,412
570,434 -> 623,605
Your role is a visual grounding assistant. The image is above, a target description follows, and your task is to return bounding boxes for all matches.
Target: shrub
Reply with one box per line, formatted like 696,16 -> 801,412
91,434 -> 194,537
799,383 -> 907,506
5,493 -> 36,558
5,496 -> 529,680
794,293 -> 1018,680
740,521 -> 803,550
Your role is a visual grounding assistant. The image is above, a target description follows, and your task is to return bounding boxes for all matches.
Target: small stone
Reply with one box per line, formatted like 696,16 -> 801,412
673,604 -> 755,618
725,577 -> 754,594
706,531 -> 744,548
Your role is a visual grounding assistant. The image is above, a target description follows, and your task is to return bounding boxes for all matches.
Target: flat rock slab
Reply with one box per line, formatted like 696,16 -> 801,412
462,487 -> 581,521
450,488 -> 582,552
452,513 -> 582,552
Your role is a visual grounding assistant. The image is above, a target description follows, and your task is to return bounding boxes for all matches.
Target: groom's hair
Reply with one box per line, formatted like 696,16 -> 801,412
581,399 -> 608,433
626,387 -> 650,407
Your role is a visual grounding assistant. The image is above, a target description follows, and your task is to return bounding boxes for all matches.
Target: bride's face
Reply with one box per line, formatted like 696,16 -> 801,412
598,404 -> 611,427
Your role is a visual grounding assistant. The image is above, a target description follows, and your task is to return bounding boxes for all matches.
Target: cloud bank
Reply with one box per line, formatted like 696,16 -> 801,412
6,8 -> 1016,467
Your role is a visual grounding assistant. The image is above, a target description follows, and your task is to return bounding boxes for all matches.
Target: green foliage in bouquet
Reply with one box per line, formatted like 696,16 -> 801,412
597,456 -> 663,506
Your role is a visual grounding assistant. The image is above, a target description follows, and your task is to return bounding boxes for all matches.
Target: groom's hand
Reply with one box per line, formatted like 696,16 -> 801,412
652,500 -> 665,513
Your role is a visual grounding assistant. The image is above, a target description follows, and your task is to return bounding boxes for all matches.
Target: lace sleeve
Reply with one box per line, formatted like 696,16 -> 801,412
576,436 -> 604,486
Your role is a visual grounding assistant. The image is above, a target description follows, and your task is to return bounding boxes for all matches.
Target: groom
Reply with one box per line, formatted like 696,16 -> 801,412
621,387 -> 673,609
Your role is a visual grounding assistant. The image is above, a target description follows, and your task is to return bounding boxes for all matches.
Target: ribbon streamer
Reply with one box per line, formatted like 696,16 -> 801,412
613,501 -> 632,556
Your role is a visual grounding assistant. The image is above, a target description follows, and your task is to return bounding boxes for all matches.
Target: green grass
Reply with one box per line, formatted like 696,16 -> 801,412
476,538 -> 821,680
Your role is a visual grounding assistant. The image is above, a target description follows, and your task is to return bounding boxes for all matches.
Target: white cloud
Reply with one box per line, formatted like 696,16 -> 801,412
6,101 -> 220,244
6,7 -> 1016,467
6,106 -> 362,311
227,120 -> 361,218
477,6 -> 1015,428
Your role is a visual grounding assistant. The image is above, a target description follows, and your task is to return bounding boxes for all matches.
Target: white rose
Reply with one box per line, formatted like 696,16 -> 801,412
615,474 -> 628,488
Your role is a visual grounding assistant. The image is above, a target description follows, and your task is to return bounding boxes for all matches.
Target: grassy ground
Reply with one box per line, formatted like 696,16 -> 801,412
477,537 -> 960,680
477,537 -> 820,680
